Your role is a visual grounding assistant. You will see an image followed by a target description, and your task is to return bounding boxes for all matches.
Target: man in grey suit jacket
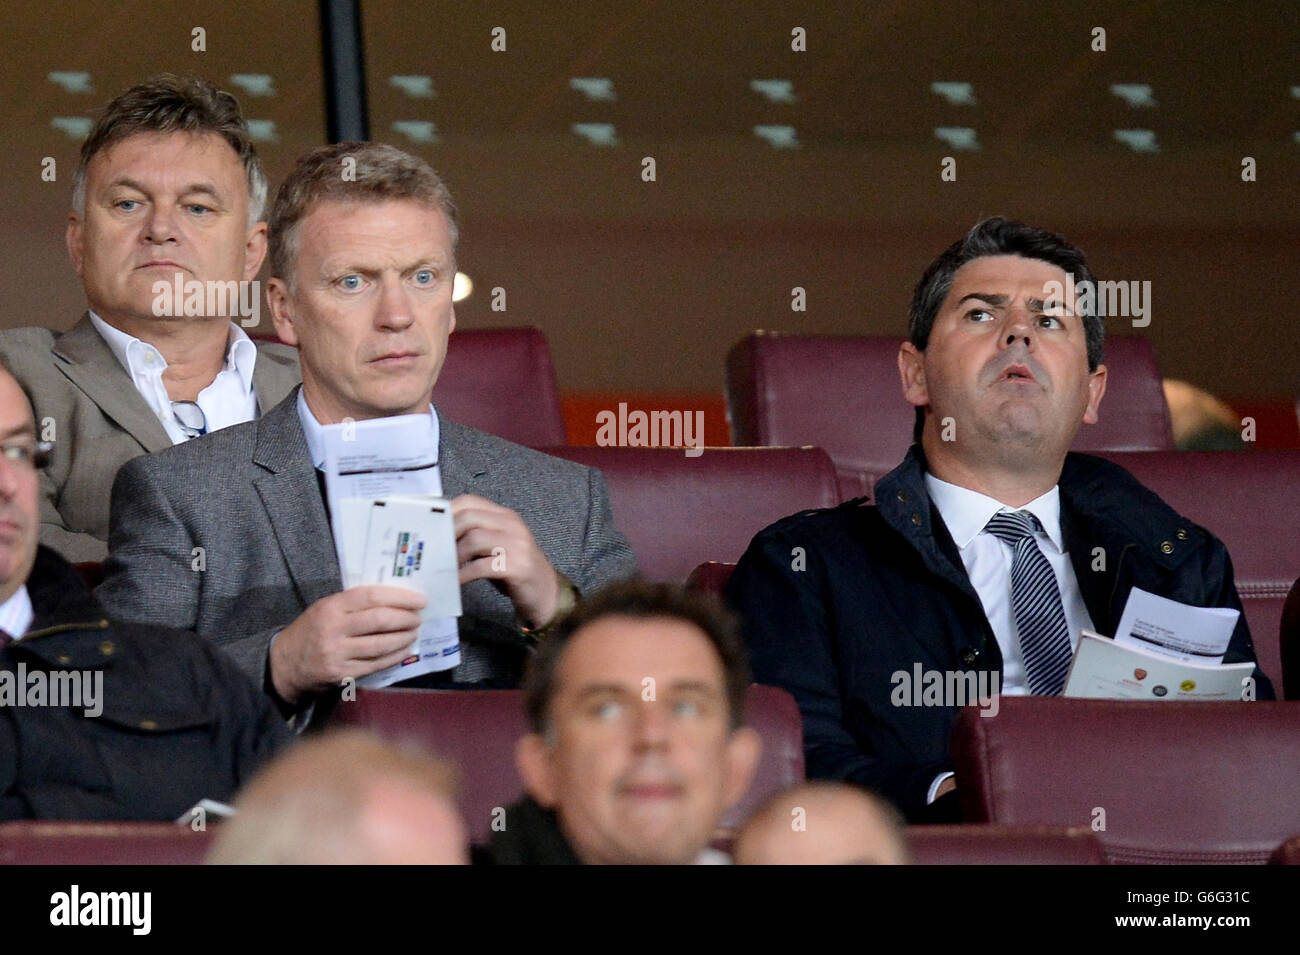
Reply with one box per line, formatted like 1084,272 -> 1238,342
98,142 -> 636,708
0,75 -> 301,562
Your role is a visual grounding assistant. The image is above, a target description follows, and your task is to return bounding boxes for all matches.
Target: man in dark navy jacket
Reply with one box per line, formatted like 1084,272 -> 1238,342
0,360 -> 288,820
727,218 -> 1273,823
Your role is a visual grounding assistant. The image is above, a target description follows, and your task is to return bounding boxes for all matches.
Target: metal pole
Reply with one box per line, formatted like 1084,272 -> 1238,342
319,0 -> 369,142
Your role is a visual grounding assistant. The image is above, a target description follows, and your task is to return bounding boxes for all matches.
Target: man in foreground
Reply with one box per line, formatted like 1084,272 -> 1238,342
207,730 -> 468,865
492,581 -> 760,864
733,782 -> 911,865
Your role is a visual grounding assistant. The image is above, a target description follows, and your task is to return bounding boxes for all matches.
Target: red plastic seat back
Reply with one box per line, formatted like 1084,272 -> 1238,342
0,821 -> 213,864
544,446 -> 839,582
953,698 -> 1300,863
908,824 -> 1106,865
433,327 -> 566,446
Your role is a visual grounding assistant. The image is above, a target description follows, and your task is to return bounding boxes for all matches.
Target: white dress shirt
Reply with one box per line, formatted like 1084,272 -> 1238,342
296,390 -> 441,479
90,311 -> 260,444
922,474 -> 1094,804
0,585 -> 34,641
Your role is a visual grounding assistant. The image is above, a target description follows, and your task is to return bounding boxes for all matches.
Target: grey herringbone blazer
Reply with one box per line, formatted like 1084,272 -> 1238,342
95,388 -> 636,686
0,314 -> 301,562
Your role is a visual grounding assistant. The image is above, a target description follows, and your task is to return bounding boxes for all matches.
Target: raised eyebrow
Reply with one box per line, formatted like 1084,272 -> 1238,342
406,260 -> 448,275
104,178 -> 223,200
666,680 -> 721,696
0,422 -> 35,440
956,292 -> 1009,308
573,683 -> 635,702
1028,296 -> 1077,316
178,184 -> 225,204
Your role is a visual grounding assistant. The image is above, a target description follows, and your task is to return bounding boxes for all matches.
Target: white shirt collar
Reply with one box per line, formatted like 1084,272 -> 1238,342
88,310 -> 258,394
0,585 -> 34,641
296,389 -> 440,471
924,473 -> 1065,553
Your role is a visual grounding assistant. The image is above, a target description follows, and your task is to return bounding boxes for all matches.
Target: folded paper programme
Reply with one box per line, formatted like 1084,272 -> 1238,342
321,414 -> 461,686
1065,588 -> 1249,700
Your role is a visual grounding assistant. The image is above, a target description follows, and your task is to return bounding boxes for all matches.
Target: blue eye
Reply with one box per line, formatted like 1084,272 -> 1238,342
413,269 -> 435,285
339,275 -> 363,291
672,699 -> 702,718
186,204 -> 212,215
593,700 -> 624,721
115,199 -> 140,212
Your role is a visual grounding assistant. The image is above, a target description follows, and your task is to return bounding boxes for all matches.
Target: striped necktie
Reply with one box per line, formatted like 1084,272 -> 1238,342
984,509 -> 1074,695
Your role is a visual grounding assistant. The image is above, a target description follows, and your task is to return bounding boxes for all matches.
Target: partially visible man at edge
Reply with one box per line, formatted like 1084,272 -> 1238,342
0,357 -> 288,820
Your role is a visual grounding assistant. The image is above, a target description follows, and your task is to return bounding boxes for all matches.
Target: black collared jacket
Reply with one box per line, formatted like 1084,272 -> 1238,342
0,546 -> 289,820
727,447 -> 1274,821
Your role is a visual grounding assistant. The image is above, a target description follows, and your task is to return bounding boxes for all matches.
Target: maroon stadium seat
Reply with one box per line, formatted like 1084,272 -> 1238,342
1099,450 -> 1300,698
543,446 -> 839,583
908,824 -> 1106,865
952,697 -> 1300,864
1269,835 -> 1300,864
1282,577 -> 1300,704
685,560 -> 737,598
434,327 -> 566,446
74,562 -> 103,589
331,684 -> 804,844
726,332 -> 1173,500
0,822 -> 213,864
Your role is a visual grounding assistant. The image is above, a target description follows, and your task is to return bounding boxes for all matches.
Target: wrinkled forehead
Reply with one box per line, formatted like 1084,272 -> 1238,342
298,199 -> 453,258
944,254 -> 1073,310
553,616 -> 729,701
85,130 -> 250,204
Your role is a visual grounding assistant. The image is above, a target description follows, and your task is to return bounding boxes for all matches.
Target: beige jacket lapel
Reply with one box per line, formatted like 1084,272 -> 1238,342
251,340 -> 302,413
52,314 -> 171,453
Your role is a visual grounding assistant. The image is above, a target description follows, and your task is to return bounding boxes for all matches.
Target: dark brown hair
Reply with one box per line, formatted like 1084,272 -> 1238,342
523,580 -> 752,734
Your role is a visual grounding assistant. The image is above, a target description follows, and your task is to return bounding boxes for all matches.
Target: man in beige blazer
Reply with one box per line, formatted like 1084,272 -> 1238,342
0,74 -> 300,562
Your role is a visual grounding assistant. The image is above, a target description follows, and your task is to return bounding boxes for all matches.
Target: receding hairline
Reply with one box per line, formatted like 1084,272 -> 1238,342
273,195 -> 457,284
546,614 -> 731,702
76,129 -> 256,216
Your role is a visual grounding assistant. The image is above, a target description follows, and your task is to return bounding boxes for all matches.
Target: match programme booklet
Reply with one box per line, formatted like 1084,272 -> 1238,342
1063,588 -> 1253,700
1064,632 -> 1255,700
320,413 -> 464,687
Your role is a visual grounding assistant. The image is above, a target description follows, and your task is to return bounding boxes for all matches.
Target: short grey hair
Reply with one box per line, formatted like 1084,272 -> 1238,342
70,73 -> 267,228
267,141 -> 459,285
